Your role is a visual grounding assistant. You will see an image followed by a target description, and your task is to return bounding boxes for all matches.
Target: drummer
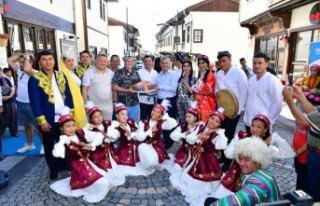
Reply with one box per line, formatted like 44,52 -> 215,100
137,55 -> 159,120
112,54 -> 142,122
243,53 -> 283,132
215,50 -> 248,172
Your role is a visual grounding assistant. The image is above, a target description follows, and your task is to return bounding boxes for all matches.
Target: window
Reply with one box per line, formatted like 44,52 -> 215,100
100,0 -> 106,21
23,27 -> 35,54
182,30 -> 185,43
193,29 -> 203,43
7,23 -> 22,55
100,48 -> 107,55
46,31 -> 54,51
187,26 -> 190,43
89,46 -> 97,63
36,29 -> 44,50
292,31 -> 312,78
87,0 -> 91,9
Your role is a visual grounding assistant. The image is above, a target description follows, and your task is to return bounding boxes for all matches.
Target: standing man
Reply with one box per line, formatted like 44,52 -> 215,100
28,50 -> 73,180
283,85 -> 320,201
82,53 -> 114,120
244,53 -> 283,132
138,55 -> 158,120
74,50 -> 93,80
173,52 -> 185,77
109,54 -> 121,74
112,56 -> 141,122
155,56 -> 179,149
239,57 -> 253,79
266,56 -> 277,76
7,53 -> 44,155
215,51 -> 248,171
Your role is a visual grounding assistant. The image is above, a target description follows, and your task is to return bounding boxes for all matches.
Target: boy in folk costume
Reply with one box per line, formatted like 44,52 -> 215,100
84,101 -> 125,186
214,114 -> 295,198
172,108 -> 228,206
50,107 -> 113,203
136,99 -> 178,171
205,138 -> 281,206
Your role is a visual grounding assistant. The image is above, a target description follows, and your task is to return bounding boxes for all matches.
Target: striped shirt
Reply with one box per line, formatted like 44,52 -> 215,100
213,169 -> 281,206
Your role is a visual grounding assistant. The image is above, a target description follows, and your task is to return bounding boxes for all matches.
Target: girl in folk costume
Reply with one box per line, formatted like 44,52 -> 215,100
83,101 -> 125,186
214,114 -> 295,199
192,54 -> 216,122
107,103 -> 151,176
174,108 -> 228,206
50,107 -> 113,203
136,99 -> 178,171
168,101 -> 205,175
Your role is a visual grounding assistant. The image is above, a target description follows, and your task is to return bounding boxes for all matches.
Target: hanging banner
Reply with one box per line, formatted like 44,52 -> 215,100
309,42 -> 320,66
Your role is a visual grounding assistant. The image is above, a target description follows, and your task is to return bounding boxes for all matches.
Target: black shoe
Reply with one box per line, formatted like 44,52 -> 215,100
50,171 -> 58,180
10,133 -> 19,137
0,154 -> 4,161
222,162 -> 231,173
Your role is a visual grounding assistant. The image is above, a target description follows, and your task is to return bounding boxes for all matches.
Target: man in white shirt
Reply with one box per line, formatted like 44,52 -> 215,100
215,51 -> 248,171
155,56 -> 179,149
173,52 -> 185,78
138,55 -> 158,120
244,53 -> 283,132
7,54 -> 44,155
82,53 -> 114,120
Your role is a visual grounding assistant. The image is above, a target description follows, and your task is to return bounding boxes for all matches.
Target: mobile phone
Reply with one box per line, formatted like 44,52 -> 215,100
288,73 -> 293,86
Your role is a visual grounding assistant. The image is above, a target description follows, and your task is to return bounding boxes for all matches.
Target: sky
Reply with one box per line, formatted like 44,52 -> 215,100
108,0 -> 203,52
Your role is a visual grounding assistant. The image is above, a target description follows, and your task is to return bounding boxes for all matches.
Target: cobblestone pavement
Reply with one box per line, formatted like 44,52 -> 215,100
0,120 -> 296,206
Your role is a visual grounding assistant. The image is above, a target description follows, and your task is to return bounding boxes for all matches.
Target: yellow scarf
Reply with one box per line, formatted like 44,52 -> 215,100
59,58 -> 87,129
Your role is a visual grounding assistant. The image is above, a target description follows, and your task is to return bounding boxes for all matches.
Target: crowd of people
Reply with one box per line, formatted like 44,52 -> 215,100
0,48 -> 319,205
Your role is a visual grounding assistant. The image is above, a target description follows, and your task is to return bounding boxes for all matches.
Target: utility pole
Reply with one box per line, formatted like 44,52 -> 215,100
126,7 -> 129,56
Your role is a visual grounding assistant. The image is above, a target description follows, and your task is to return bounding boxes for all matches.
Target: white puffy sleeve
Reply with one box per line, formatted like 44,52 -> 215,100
52,135 -> 70,159
224,135 -> 240,159
269,132 -> 296,159
213,129 -> 228,150
170,125 -> 185,142
186,128 -> 200,145
87,131 -> 104,151
128,125 -> 137,141
162,113 -> 178,130
107,121 -> 120,141
136,121 -> 152,142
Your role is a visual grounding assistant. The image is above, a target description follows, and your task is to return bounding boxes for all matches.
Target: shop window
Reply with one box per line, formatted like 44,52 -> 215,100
7,23 -> 22,55
89,46 -> 97,63
292,31 -> 312,80
46,31 -> 54,52
193,29 -> 203,43
23,27 -> 35,54
36,29 -> 44,50
313,29 -> 320,42
100,47 -> 107,55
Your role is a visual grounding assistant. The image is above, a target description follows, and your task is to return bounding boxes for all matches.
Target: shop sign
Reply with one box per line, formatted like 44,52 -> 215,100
309,42 -> 320,66
310,3 -> 320,25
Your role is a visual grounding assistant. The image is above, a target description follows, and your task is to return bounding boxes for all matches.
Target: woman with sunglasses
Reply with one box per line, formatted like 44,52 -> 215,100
192,55 -> 216,122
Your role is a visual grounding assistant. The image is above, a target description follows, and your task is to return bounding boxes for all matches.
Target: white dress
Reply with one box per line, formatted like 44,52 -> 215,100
171,128 -> 228,206
136,113 -> 178,171
83,124 -> 126,186
50,134 -> 113,203
107,120 -> 154,176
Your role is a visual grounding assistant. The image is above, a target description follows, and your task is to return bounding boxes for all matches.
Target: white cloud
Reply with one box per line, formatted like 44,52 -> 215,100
108,0 -> 203,52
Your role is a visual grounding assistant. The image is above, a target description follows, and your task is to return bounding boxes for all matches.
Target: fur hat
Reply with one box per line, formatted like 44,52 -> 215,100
58,106 -> 74,126
210,107 -> 225,121
153,99 -> 171,114
85,101 -> 101,118
234,137 -> 271,170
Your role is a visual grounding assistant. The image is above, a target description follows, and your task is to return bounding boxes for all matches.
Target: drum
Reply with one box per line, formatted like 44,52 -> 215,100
216,89 -> 239,119
131,81 -> 157,94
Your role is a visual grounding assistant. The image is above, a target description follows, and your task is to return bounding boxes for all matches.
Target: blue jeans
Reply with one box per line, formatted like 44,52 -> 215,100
127,104 -> 140,122
307,150 -> 320,201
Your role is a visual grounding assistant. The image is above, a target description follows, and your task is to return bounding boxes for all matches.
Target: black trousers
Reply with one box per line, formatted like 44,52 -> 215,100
294,158 -> 308,192
41,123 -> 68,173
158,96 -> 177,149
140,103 -> 154,120
0,101 -> 18,137
220,115 -> 241,163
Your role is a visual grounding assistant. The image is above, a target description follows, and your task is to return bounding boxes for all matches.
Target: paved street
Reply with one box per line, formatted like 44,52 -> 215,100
0,117 -> 297,206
